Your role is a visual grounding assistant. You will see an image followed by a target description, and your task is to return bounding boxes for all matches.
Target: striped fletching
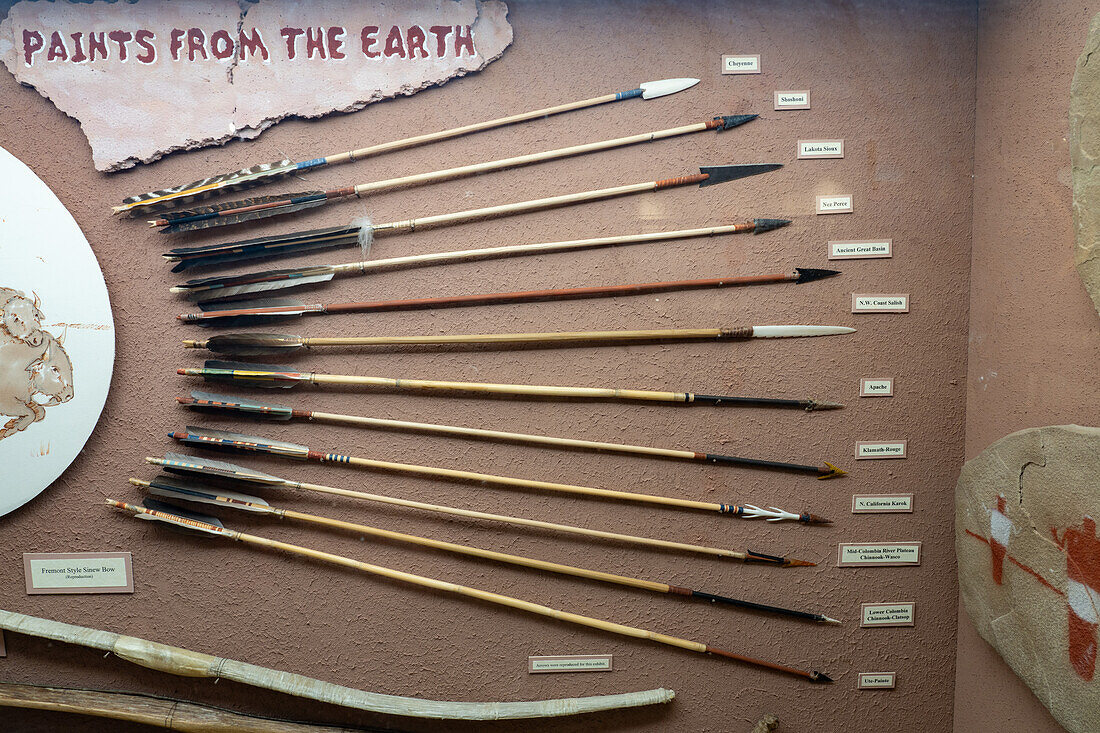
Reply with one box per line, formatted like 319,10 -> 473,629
156,191 -> 327,221
116,160 -> 296,215
157,452 -> 286,485
181,390 -> 295,420
176,425 -> 311,459
159,197 -> 330,234
146,474 -> 272,513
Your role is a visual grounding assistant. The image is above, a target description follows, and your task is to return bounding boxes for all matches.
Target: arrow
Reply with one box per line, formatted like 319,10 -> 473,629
169,221 -> 791,295
178,267 -> 839,325
162,164 -> 784,268
181,324 -> 855,356
179,359 -> 845,410
178,390 -> 846,480
135,474 -> 837,624
149,114 -> 760,232
109,498 -> 833,682
146,452 -> 815,563
167,426 -> 832,524
115,77 -> 699,216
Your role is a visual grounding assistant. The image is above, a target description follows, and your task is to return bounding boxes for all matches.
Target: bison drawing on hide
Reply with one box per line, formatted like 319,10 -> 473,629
0,288 -> 73,441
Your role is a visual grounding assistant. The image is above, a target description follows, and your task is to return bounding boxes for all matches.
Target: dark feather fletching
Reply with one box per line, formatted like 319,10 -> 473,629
184,390 -> 296,420
177,425 -> 311,458
160,198 -> 330,234
165,226 -> 360,271
139,497 -> 227,535
191,298 -> 315,327
159,191 -> 326,221
147,474 -> 272,512
161,451 -> 286,485
197,360 -> 308,389
201,333 -> 305,356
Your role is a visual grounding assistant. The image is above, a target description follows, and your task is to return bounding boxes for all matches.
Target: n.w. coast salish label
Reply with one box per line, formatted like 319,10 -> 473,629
816,194 -> 852,214
855,440 -> 907,459
721,54 -> 760,74
837,542 -> 921,567
852,293 -> 909,313
774,90 -> 809,109
23,552 -> 134,594
858,672 -> 897,689
797,139 -> 843,159
829,240 -> 892,259
860,602 -> 916,627
851,494 -> 913,513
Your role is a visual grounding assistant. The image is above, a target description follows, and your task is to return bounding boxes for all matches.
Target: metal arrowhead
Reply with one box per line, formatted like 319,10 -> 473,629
639,77 -> 699,99
698,164 -> 782,186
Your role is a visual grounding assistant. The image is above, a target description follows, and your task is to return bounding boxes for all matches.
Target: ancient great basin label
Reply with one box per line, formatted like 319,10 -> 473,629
721,54 -> 760,74
829,240 -> 892,259
855,440 -> 908,459
860,602 -> 916,627
857,672 -> 897,689
774,90 -> 809,109
24,552 -> 134,594
0,0 -> 513,171
852,293 -> 909,313
852,494 -> 914,513
797,139 -> 843,159
528,655 -> 613,673
816,194 -> 853,214
860,378 -> 894,397
837,542 -> 922,567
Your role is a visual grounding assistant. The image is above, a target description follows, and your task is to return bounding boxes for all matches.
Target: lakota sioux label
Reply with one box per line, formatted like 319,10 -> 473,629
528,655 -> 613,673
852,293 -> 909,313
837,543 -> 921,567
860,378 -> 894,397
774,90 -> 809,109
858,672 -> 897,689
816,195 -> 853,214
852,494 -> 913,514
721,54 -> 760,74
797,139 -> 843,159
860,602 -> 916,627
23,552 -> 134,594
829,240 -> 892,259
855,441 -> 908,459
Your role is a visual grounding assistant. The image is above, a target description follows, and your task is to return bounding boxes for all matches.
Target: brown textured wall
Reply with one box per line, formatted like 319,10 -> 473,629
0,2 -> 976,731
954,1 -> 1100,731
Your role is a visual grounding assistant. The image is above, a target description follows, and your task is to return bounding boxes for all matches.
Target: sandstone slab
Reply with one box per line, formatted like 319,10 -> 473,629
956,425 -> 1100,733
1071,13 -> 1100,318
0,0 -> 512,171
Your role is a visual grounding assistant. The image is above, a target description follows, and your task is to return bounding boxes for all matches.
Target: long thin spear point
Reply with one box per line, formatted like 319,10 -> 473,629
752,218 -> 791,234
795,267 -> 841,284
699,164 -> 783,186
818,462 -> 848,479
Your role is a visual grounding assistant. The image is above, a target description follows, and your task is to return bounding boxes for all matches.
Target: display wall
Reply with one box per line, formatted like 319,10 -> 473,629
2,1 -> 1076,731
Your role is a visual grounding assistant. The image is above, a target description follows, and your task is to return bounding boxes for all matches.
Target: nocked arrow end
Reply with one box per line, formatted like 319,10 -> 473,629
817,461 -> 848,479
795,267 -> 842,284
713,114 -> 758,131
752,218 -> 792,234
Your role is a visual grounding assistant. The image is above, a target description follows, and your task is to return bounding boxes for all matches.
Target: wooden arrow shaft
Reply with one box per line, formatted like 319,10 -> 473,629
293,327 -> 751,347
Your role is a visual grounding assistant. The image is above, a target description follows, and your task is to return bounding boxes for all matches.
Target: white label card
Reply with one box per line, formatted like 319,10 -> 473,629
798,140 -> 843,159
855,441 -> 908,459
860,378 -> 894,397
528,655 -> 613,673
829,240 -> 892,259
24,552 -> 134,594
721,54 -> 760,74
852,294 -> 909,313
852,494 -> 913,513
837,542 -> 922,567
860,602 -> 916,627
858,672 -> 897,689
774,91 -> 810,109
816,195 -> 853,214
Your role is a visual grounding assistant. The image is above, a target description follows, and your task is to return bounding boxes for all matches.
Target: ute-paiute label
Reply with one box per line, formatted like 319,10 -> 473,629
858,672 -> 897,689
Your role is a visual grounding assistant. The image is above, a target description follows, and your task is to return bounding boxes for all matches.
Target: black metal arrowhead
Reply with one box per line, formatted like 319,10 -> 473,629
698,164 -> 782,186
752,218 -> 791,234
795,267 -> 841,284
713,114 -> 758,131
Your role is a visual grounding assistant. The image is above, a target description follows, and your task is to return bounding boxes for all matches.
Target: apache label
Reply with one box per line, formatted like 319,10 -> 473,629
852,293 -> 909,313
23,552 -> 134,594
855,440 -> 908,459
797,139 -> 843,159
721,54 -> 760,74
829,240 -> 893,259
528,655 -> 613,673
852,494 -> 913,513
860,602 -> 916,627
857,672 -> 897,689
859,378 -> 894,397
837,542 -> 922,567
816,194 -> 853,214
774,90 -> 810,109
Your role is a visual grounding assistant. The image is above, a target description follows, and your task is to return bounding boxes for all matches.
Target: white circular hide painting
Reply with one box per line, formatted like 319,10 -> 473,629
0,146 -> 114,517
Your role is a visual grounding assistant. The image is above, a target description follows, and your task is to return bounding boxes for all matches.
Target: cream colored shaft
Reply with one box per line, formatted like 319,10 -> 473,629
329,93 -> 620,165
351,122 -> 708,196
